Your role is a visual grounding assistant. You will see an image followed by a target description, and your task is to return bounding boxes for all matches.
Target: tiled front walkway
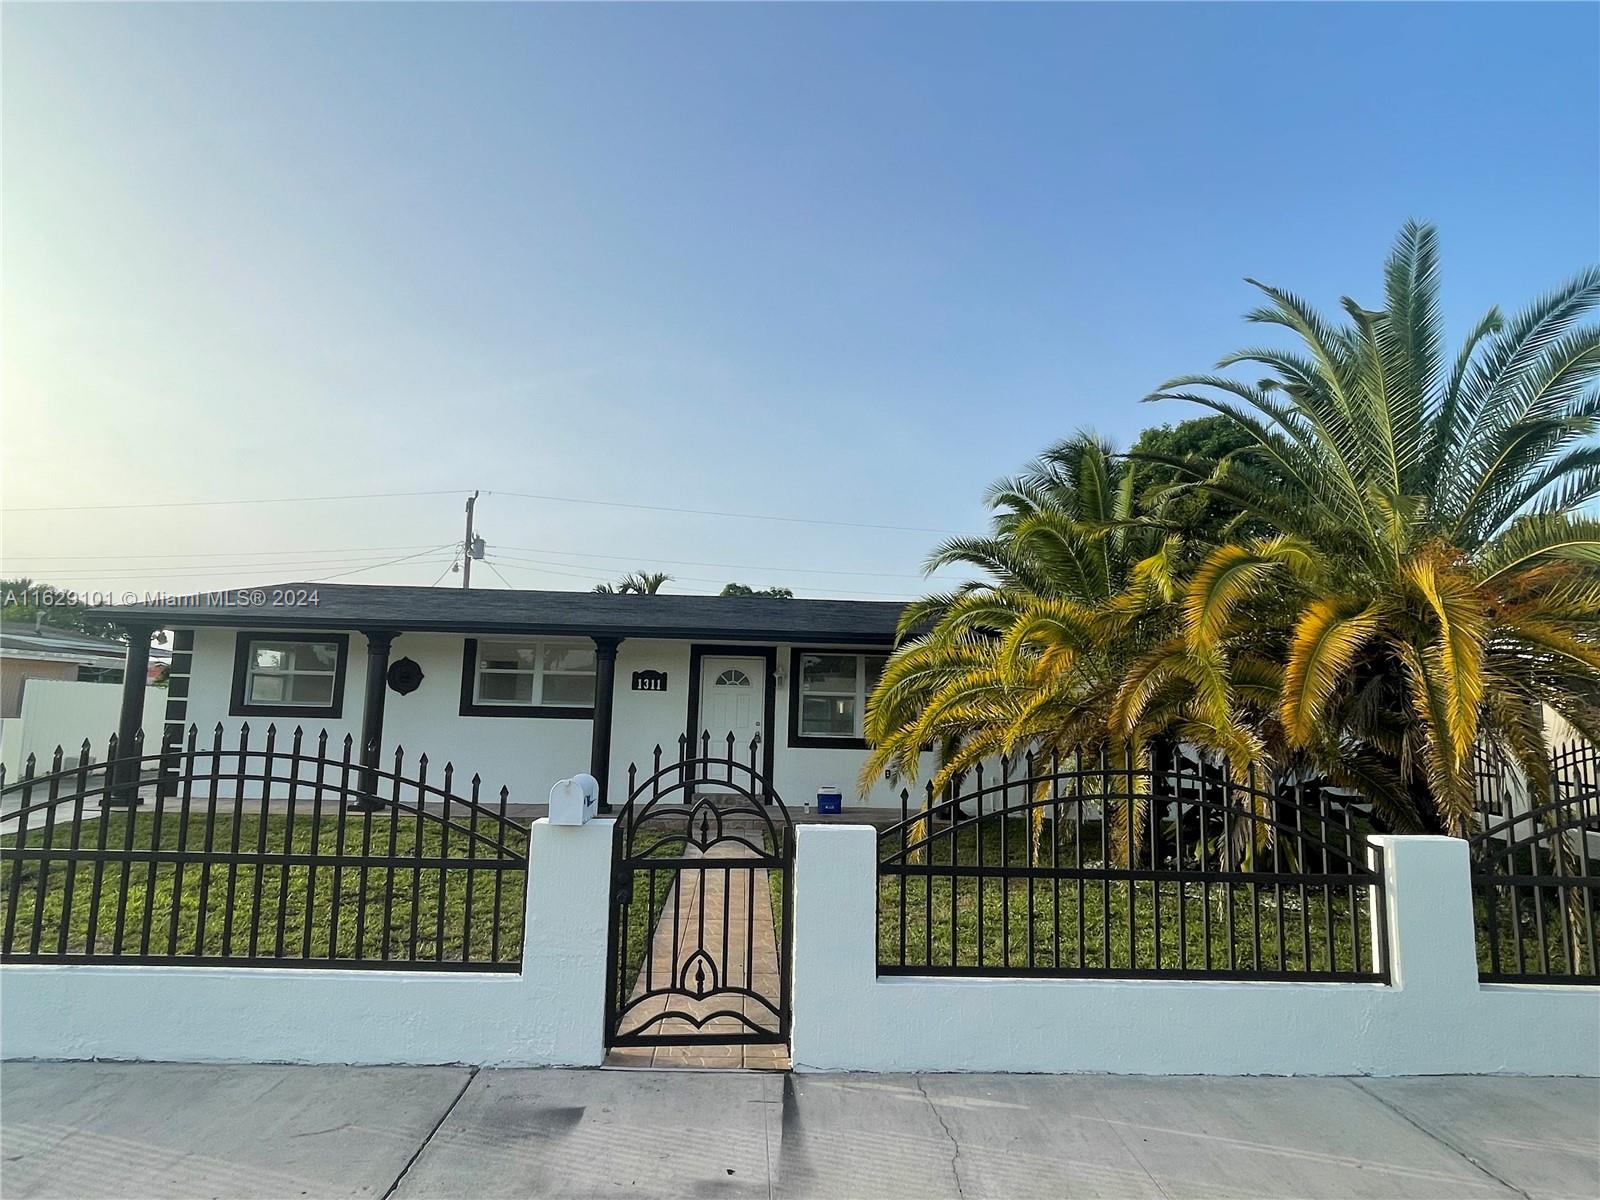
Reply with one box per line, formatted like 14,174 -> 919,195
608,841 -> 788,1069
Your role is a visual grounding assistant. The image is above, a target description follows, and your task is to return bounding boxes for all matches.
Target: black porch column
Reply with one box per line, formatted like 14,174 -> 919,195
109,622 -> 156,806
358,630 -> 397,805
590,636 -> 622,813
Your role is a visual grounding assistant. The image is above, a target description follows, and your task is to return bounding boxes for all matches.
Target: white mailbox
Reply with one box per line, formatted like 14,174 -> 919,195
548,773 -> 600,825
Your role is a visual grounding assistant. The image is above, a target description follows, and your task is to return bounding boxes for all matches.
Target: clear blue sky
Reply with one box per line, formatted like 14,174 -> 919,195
3,2 -> 1597,599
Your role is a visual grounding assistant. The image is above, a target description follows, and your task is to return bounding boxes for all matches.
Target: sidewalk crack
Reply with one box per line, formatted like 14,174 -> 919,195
382,1065 -> 479,1200
915,1077 -> 965,1199
1344,1078 -> 1530,1200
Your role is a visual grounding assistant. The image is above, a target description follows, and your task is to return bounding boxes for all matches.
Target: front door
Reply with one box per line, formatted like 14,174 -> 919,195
697,655 -> 765,756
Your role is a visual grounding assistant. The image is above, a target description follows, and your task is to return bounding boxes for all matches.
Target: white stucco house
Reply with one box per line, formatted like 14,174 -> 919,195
93,583 -> 922,809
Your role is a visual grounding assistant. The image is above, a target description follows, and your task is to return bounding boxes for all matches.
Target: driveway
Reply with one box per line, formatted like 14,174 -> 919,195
1,1063 -> 1595,1199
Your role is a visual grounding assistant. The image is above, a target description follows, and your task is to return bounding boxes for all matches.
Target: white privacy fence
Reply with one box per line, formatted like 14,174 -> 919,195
1,680 -> 165,779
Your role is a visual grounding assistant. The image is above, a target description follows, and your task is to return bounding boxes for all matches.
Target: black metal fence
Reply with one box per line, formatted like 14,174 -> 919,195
1471,742 -> 1598,984
0,724 -> 528,971
877,748 -> 1388,982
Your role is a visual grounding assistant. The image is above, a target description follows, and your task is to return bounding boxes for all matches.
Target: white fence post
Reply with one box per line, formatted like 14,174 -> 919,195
521,817 -> 616,1067
790,824 -> 877,1070
1369,833 -> 1480,998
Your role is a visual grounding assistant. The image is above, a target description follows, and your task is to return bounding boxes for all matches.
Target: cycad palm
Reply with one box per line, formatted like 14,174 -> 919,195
864,435 -> 1167,791
1121,222 -> 1600,832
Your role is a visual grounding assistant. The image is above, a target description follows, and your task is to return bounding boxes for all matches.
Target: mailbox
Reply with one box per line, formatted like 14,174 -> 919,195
548,773 -> 600,825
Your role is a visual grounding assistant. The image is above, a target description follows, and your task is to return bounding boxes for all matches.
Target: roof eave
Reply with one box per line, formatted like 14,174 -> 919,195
92,607 -> 896,645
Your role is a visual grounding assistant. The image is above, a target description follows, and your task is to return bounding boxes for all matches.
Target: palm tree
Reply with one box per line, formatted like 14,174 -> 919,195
592,571 -> 672,595
862,434 -> 1170,799
1118,222 -> 1600,833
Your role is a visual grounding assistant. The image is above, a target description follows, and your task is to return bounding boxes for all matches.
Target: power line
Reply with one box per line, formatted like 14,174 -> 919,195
485,557 -> 725,596
0,543 -> 444,562
428,551 -> 462,589
1,539 -> 953,582
492,543 -> 950,581
0,549 -> 457,581
6,490 -> 465,514
8,485 -> 975,536
0,560 -> 456,585
487,553 -> 915,600
309,544 -> 460,582
481,560 -> 519,591
488,489 -> 967,536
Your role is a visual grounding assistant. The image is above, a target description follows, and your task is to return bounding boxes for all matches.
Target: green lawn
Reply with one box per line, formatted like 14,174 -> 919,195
878,815 -> 1381,976
1474,885 -> 1597,979
0,808 -> 527,966
618,851 -> 672,989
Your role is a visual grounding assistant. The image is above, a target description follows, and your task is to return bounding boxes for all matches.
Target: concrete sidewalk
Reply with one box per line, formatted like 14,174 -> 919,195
1,1064 -> 1596,1199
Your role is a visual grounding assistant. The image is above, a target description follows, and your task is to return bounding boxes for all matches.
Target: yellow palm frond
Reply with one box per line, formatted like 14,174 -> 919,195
1281,597 -> 1382,747
1405,552 -> 1489,765
1183,537 -> 1311,649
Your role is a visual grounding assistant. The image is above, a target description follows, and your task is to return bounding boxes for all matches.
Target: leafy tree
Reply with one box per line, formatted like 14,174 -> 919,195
1,578 -> 128,642
720,582 -> 794,598
592,571 -> 671,595
1128,417 -> 1259,546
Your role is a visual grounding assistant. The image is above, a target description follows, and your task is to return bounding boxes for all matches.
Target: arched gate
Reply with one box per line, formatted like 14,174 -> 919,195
603,734 -> 793,1049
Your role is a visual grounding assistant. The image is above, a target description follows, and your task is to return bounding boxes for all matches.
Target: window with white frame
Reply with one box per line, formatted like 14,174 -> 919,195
795,651 -> 888,740
471,640 -> 596,709
235,636 -> 347,712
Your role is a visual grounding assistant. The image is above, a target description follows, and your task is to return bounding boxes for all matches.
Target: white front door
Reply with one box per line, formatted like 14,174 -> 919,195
697,655 -> 766,754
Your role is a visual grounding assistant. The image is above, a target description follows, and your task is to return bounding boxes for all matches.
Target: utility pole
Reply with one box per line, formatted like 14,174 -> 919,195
462,491 -> 479,589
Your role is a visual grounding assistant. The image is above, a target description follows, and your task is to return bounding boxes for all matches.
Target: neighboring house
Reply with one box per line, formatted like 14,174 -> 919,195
94,584 -> 926,808
0,626 -> 169,719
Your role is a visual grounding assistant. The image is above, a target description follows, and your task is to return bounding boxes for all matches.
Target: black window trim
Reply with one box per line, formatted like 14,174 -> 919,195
459,636 -> 596,720
786,645 -> 891,750
230,631 -> 351,718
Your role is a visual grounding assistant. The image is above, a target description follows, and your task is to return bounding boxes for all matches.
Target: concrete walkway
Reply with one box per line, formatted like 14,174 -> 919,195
2,1063 -> 1596,1199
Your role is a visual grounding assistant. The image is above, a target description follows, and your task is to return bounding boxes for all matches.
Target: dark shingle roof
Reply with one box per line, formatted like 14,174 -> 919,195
96,583 -> 905,645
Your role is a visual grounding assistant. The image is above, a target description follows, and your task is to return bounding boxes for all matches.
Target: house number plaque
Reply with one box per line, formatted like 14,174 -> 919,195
631,669 -> 668,692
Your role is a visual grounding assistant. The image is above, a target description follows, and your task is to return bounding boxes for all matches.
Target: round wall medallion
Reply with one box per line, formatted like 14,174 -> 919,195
386,657 -> 425,695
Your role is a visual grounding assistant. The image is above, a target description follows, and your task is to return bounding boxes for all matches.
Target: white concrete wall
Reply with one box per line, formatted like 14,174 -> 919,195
8,815 -> 1598,1074
791,826 -> 1600,1076
0,680 -> 166,778
0,818 -> 613,1067
1544,705 -> 1585,747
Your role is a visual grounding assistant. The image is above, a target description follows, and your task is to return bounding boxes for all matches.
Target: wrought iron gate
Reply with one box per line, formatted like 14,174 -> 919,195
604,734 -> 793,1048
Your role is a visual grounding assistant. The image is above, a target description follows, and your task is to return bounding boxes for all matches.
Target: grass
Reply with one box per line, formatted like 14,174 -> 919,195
619,846 -> 672,989
0,807 -> 527,966
878,815 -> 1380,976
1473,884 -> 1598,980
